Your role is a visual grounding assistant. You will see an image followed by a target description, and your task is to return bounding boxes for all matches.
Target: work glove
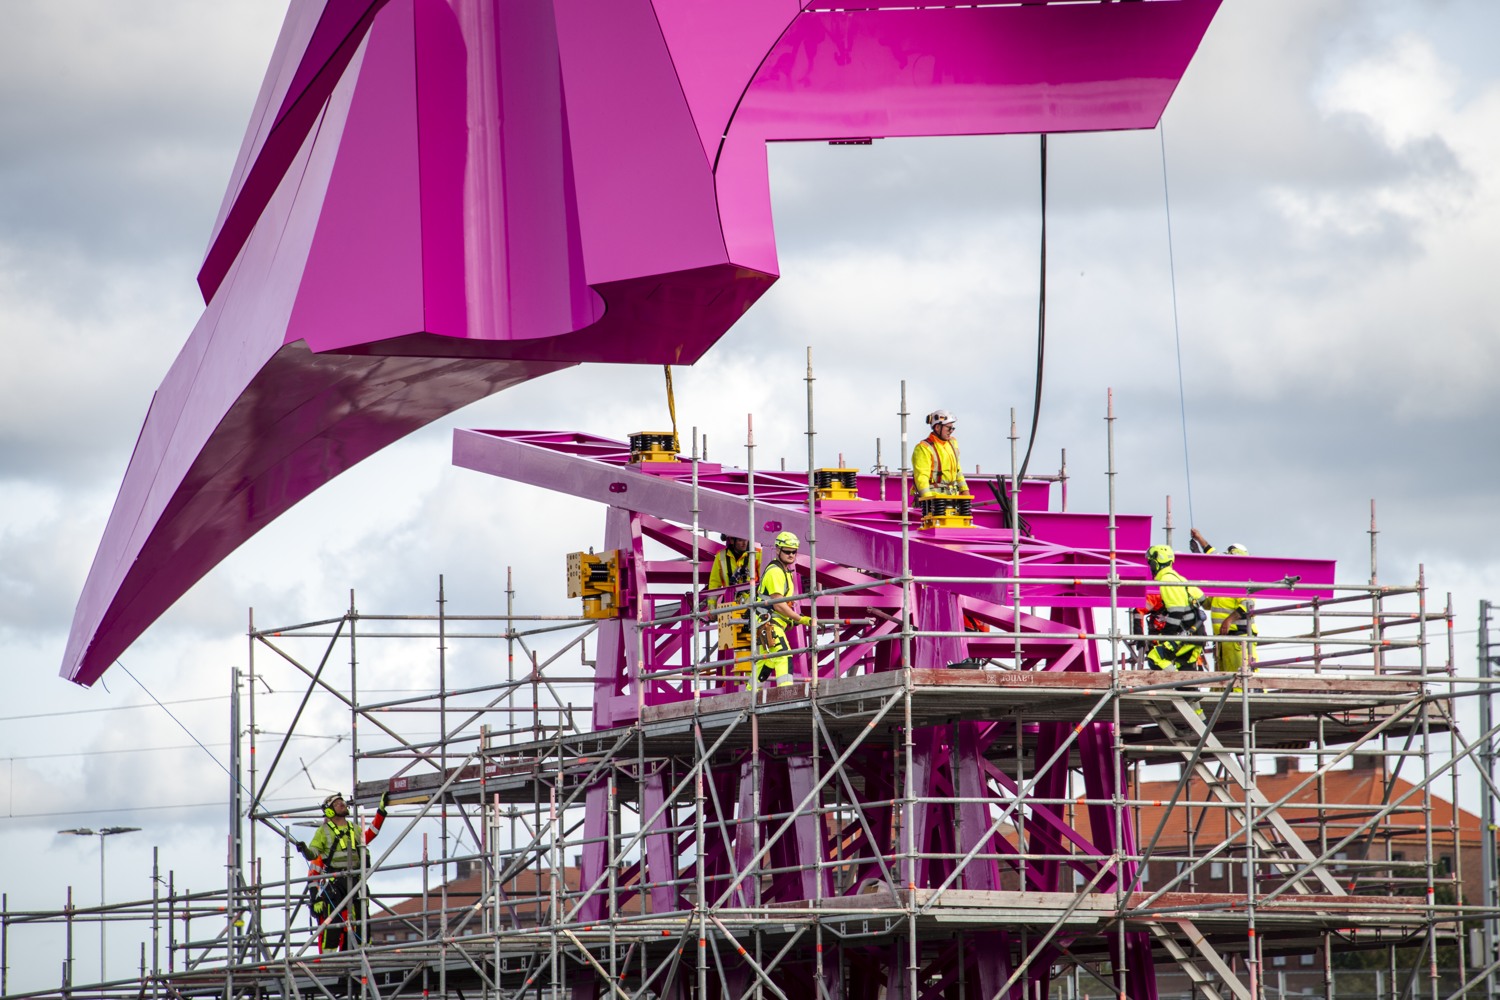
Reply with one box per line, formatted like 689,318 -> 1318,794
378,790 -> 390,816
310,888 -> 329,918
294,840 -> 309,860
798,616 -> 812,627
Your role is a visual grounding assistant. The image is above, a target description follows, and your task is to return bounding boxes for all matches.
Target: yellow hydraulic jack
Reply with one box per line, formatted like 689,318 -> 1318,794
566,550 -> 622,618
629,365 -> 682,464
813,468 -> 859,501
716,612 -> 754,675
628,431 -> 679,464
918,492 -> 974,530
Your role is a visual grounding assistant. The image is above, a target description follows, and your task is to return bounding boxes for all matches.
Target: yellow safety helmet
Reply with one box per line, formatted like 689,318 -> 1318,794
774,530 -> 800,551
1146,544 -> 1174,567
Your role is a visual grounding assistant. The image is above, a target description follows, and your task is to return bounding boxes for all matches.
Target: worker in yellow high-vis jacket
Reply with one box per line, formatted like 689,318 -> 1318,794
912,410 -> 967,499
1144,544 -> 1206,670
298,791 -> 387,952
756,531 -> 809,688
707,534 -> 758,609
1191,528 -> 1258,673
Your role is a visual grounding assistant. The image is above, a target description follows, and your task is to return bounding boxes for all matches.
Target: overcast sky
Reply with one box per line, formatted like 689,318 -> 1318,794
2,0 -> 1498,989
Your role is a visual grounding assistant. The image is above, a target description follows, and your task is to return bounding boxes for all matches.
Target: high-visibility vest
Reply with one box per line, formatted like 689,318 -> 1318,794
1200,545 -> 1257,637
1152,566 -> 1204,634
758,562 -> 800,626
308,815 -> 384,873
1206,595 -> 1256,635
912,434 -> 966,495
708,547 -> 759,606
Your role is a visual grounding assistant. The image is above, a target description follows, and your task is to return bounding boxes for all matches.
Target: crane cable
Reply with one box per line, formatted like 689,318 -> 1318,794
664,365 -> 679,451
1016,134 -> 1048,488
1160,124 -> 1196,531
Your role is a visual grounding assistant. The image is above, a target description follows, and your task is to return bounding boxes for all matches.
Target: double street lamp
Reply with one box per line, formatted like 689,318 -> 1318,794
57,826 -> 141,982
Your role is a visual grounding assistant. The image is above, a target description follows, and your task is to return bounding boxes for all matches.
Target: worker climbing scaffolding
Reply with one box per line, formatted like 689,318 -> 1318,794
298,791 -> 387,952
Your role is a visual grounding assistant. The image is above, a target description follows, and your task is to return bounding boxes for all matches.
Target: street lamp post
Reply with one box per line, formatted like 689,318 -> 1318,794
57,826 -> 140,982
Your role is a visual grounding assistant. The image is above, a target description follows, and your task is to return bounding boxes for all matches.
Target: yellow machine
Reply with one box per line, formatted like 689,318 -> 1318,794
566,550 -> 621,619
628,431 -> 679,464
813,468 -> 858,501
919,492 -> 974,530
717,613 -> 754,674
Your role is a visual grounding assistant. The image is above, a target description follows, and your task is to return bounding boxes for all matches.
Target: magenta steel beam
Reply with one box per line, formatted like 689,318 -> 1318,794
452,429 -> 1335,605
64,0 -> 1221,685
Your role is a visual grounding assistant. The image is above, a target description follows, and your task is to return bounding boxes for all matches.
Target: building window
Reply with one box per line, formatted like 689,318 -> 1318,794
1300,954 -> 1315,967
1210,862 -> 1224,879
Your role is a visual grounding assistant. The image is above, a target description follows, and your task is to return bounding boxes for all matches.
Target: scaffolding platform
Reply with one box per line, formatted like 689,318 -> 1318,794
362,669 -> 1441,808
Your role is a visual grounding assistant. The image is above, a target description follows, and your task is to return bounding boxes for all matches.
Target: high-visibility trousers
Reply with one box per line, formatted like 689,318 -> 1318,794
1146,637 -> 1203,671
1215,633 -> 1255,674
757,623 -> 794,687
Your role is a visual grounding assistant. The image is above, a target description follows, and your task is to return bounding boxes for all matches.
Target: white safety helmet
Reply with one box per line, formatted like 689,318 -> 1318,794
1226,543 -> 1249,556
925,409 -> 955,429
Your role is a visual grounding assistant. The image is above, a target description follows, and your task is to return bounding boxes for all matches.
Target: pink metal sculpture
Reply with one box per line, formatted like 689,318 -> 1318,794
63,0 -> 1222,689
454,429 -> 1334,1000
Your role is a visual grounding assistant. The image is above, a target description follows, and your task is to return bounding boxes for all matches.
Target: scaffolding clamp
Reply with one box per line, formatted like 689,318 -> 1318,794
628,431 -> 679,464
567,550 -> 622,619
813,468 -> 859,501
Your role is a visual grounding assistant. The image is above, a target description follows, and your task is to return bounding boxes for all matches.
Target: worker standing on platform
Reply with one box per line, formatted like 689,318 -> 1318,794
912,410 -> 968,499
756,531 -> 810,688
1190,528 -> 1258,673
299,791 -> 387,951
1144,544 -> 1207,670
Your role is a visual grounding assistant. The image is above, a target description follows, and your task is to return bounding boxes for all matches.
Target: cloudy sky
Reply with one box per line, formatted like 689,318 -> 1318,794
2,0 -> 1498,988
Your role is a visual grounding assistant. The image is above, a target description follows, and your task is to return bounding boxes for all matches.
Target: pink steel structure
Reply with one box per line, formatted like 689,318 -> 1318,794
454,429 -> 1335,1000
64,0 -> 1222,686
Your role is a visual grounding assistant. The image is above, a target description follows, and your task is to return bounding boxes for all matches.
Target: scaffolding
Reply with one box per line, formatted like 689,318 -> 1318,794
7,394 -> 1494,1000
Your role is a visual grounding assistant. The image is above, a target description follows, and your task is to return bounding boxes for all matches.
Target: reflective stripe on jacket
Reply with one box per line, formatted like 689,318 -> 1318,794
1152,566 -> 1204,634
308,814 -> 384,874
758,562 -> 800,626
1200,545 -> 1257,636
708,547 -> 759,607
912,435 -> 966,495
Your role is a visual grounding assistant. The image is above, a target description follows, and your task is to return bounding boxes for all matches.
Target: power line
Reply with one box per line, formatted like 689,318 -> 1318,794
0,696 -> 226,723
119,662 -> 233,783
1160,122 -> 1196,531
4,743 -> 230,762
11,797 -> 309,821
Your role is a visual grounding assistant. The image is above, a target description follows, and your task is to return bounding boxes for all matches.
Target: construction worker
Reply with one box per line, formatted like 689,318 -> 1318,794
1190,528 -> 1258,673
707,534 -> 759,609
1143,544 -> 1207,670
756,531 -> 811,688
912,410 -> 968,499
297,791 -> 387,951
